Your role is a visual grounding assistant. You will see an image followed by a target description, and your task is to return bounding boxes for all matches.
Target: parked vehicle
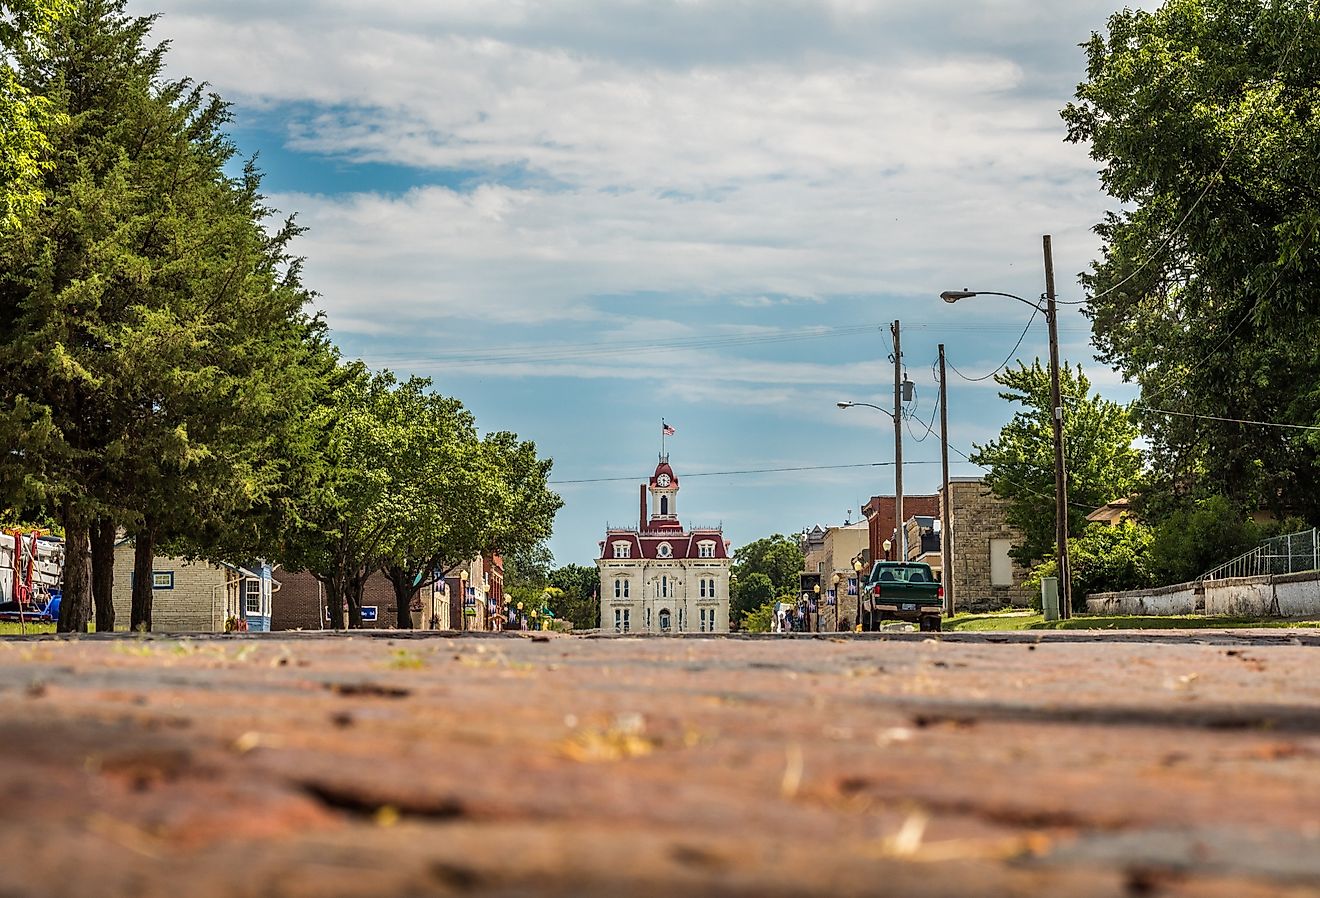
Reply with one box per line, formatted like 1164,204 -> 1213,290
859,561 -> 943,632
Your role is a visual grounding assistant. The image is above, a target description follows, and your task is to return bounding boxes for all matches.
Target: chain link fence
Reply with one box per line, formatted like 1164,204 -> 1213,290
1202,528 -> 1320,582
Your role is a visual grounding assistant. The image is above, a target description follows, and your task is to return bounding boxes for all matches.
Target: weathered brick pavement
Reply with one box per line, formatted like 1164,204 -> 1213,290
3,630 -> 1320,897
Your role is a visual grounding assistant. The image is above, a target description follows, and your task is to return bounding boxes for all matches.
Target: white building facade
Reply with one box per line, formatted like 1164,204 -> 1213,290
596,455 -> 732,634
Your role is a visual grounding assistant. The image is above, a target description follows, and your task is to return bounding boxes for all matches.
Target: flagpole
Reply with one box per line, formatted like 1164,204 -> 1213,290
661,420 -> 666,458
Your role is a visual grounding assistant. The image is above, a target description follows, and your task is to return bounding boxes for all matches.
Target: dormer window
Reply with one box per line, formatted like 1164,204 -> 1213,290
657,542 -> 672,558
698,541 -> 715,558
613,541 -> 631,559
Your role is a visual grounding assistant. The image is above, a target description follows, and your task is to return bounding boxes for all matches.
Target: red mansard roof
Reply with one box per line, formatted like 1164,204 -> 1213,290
600,528 -> 729,560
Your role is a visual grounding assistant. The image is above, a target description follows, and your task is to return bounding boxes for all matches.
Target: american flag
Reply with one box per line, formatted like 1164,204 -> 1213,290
662,422 -> 676,436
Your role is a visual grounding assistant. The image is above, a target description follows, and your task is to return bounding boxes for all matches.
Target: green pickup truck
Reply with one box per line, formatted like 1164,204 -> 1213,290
859,561 -> 944,632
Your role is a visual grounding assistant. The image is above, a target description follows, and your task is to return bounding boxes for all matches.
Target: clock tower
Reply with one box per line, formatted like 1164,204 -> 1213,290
649,455 -> 680,527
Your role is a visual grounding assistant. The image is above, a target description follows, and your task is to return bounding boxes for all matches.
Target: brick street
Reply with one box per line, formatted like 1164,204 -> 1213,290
2,631 -> 1320,897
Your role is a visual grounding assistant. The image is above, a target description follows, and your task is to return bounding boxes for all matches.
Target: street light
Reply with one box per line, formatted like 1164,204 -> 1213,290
830,572 -> 841,632
836,401 -> 894,419
838,400 -> 908,561
811,584 -> 820,634
852,558 -> 865,632
459,569 -> 470,632
940,234 -> 1072,618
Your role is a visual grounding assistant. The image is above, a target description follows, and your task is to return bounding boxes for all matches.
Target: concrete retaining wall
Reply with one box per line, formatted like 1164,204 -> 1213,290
1202,576 -> 1277,617
1086,582 -> 1199,616
1270,572 -> 1320,617
1089,570 -> 1320,618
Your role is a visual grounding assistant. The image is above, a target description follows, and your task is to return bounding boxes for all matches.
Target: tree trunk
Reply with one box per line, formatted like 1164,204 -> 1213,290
347,576 -> 364,629
323,576 -> 345,630
90,516 -> 116,633
387,566 -> 415,630
130,519 -> 157,632
57,506 -> 91,633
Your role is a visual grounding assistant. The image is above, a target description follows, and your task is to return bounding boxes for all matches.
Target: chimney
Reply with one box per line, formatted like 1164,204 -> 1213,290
640,483 -> 647,531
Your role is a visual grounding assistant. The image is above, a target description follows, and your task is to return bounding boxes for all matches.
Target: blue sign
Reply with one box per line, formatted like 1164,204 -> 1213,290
847,578 -> 858,596
361,606 -> 378,622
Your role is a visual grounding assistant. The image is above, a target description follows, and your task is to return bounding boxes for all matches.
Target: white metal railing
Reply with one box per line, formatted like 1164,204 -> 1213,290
1201,528 -> 1319,582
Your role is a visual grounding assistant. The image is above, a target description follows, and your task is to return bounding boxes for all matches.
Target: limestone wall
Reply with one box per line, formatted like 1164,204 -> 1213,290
945,479 -> 1033,611
111,542 -> 232,632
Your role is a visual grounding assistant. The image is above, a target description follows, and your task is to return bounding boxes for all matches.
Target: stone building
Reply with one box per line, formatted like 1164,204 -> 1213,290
110,540 -> 270,632
596,454 -> 732,634
941,476 -> 1033,610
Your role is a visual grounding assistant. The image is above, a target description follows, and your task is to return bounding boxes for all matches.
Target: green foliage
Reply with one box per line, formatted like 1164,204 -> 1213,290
742,601 -> 775,633
547,563 -> 599,630
970,361 -> 1144,566
732,533 -> 803,597
1028,521 -> 1156,610
1064,0 -> 1320,521
1149,495 -> 1261,584
732,572 -> 774,622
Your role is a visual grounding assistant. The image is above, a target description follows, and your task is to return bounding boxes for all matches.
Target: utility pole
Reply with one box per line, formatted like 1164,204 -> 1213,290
938,343 -> 953,616
1043,235 -> 1072,619
892,320 -> 905,562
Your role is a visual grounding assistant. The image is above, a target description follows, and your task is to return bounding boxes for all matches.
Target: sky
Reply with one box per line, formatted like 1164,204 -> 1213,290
130,0 -> 1156,566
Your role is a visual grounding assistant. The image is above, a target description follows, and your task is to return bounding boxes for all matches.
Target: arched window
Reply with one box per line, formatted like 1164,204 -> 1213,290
660,496 -> 669,515
659,608 -> 672,631
661,575 -> 669,598
613,541 -> 630,559
657,543 -> 672,559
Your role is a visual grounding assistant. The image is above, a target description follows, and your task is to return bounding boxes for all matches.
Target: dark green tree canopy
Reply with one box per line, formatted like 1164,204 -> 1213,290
1063,0 -> 1320,520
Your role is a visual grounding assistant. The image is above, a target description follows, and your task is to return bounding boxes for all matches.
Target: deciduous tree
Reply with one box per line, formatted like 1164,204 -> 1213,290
1063,0 -> 1320,521
970,361 -> 1143,566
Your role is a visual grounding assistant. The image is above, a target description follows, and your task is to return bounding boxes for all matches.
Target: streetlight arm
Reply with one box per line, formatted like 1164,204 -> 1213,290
941,289 -> 1046,314
837,401 -> 895,420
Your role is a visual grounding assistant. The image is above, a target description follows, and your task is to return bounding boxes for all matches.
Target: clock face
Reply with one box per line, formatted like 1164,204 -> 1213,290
657,474 -> 671,487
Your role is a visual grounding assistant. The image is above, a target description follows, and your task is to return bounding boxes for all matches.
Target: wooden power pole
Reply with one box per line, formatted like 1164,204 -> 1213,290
938,343 -> 953,615
1043,235 -> 1072,619
892,320 -> 905,561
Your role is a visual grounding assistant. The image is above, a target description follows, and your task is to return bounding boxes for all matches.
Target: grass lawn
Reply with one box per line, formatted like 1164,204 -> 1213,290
0,621 -> 57,635
946,610 -> 1320,631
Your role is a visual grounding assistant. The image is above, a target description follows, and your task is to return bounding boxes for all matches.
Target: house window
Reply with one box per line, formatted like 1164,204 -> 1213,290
613,542 -> 630,559
679,608 -> 685,631
659,608 -> 672,631
700,608 -> 709,632
622,608 -> 631,633
646,607 -> 652,629
660,576 -> 669,598
698,541 -> 715,558
657,543 -> 672,558
614,579 -> 626,599
614,608 -> 622,633
660,496 -> 669,515
990,539 -> 1013,587
244,579 -> 262,615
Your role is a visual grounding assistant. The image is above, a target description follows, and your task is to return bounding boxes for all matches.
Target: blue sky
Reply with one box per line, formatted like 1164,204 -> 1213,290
133,0 -> 1153,566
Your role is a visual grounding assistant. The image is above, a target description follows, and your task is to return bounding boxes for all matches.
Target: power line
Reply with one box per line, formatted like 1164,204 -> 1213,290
947,306 -> 1040,383
550,460 -> 947,485
906,387 -> 941,443
1135,404 -> 1320,433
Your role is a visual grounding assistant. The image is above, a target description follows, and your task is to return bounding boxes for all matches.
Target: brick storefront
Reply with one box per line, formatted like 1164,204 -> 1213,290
272,570 -> 408,631
862,494 -> 941,564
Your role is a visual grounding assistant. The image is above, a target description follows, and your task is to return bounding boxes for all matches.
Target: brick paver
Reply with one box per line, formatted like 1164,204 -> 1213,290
2,631 -> 1319,896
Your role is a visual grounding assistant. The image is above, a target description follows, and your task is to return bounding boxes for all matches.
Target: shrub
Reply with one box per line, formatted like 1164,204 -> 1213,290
1149,496 -> 1260,584
1028,520 -> 1156,611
